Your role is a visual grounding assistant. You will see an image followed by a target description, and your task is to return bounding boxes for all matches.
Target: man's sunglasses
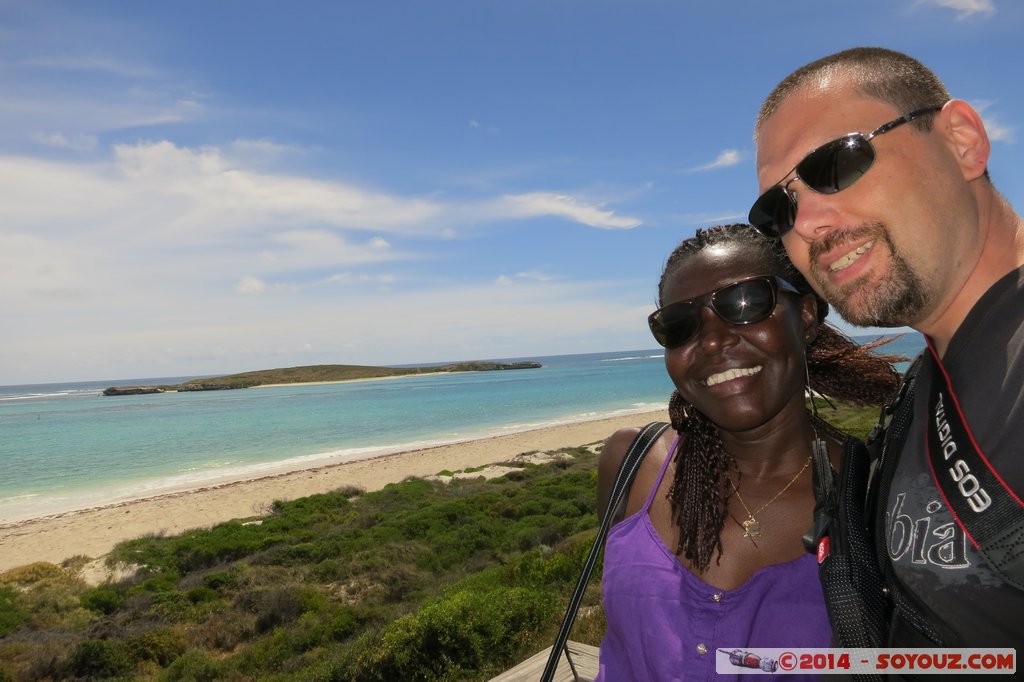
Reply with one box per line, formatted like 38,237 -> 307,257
648,275 -> 801,349
748,106 -> 943,238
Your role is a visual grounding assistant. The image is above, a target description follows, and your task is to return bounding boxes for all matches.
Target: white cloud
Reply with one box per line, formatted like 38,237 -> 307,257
491,192 -> 641,229
469,119 -> 499,134
17,55 -> 163,79
31,132 -> 98,152
0,142 -> 642,250
0,140 -> 644,369
495,271 -> 555,285
0,91 -> 207,149
970,101 -> 1015,143
984,117 -> 1015,143
321,272 -> 396,285
226,139 -> 306,165
673,211 -> 748,227
235,275 -> 267,295
96,141 -> 447,235
687,149 -> 741,172
917,0 -> 995,20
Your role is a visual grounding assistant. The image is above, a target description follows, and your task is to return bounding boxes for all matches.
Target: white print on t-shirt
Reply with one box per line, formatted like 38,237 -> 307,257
886,492 -> 971,569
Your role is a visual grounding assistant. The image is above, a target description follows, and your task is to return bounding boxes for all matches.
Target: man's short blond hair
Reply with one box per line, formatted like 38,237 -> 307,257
755,47 -> 950,140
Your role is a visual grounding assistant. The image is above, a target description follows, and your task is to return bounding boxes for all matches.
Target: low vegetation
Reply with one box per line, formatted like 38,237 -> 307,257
0,401 -> 876,681
103,361 -> 543,394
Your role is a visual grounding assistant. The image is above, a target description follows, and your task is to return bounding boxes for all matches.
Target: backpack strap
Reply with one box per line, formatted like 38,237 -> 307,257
539,421 -> 670,682
922,339 -> 1024,588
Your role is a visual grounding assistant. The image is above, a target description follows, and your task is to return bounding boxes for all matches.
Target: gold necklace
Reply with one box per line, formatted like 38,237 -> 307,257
727,456 -> 812,539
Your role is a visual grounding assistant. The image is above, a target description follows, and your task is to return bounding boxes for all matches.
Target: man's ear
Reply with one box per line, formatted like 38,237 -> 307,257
800,294 -> 819,344
939,99 -> 990,182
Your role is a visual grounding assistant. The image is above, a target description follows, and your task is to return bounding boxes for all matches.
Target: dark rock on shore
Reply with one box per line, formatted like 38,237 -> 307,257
102,386 -> 164,396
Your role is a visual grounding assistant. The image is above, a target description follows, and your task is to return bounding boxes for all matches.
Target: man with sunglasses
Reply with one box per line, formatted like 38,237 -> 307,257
751,47 -> 1024,648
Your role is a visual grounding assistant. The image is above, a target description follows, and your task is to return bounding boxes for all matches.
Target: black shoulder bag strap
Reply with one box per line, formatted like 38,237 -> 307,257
923,338 -> 1024,588
539,421 -> 670,682
806,437 -> 889,659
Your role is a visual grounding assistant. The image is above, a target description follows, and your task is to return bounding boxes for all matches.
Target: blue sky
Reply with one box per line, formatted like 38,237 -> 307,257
2,0 -> 1021,383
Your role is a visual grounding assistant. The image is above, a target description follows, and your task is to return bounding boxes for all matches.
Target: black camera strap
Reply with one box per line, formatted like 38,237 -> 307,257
923,338 -> 1024,589
868,354 -> 959,646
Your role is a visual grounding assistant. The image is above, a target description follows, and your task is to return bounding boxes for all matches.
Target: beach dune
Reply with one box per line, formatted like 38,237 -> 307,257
0,410 -> 666,574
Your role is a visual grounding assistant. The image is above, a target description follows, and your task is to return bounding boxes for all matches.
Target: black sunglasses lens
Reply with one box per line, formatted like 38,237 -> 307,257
797,135 -> 875,194
713,279 -> 777,324
748,187 -> 793,238
751,135 -> 876,237
650,303 -> 700,348
651,278 -> 780,348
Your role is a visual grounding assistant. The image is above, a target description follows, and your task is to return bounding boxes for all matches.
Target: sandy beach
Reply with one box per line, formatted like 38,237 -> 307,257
0,410 -> 666,575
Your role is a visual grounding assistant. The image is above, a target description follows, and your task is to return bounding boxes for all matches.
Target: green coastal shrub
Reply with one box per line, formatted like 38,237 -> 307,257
0,587 -> 25,637
161,648 -> 226,681
80,585 -> 125,615
128,627 -> 188,666
341,585 -> 558,681
67,638 -> 134,679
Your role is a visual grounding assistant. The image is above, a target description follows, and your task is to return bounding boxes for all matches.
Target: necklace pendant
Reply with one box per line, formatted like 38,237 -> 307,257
742,516 -> 761,538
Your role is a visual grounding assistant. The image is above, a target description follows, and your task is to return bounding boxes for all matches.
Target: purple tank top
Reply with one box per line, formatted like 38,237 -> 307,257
597,436 -> 831,681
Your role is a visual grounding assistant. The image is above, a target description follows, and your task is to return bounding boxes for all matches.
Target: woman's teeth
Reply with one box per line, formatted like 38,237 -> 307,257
705,365 -> 762,387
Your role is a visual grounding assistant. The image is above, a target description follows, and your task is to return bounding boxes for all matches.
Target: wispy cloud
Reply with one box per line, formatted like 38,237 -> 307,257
972,101 -> 1015,143
917,0 -> 995,20
235,275 -> 268,295
0,140 -> 643,325
1,36 -> 207,143
673,211 -> 748,227
31,132 -> 98,152
16,55 -> 163,80
686,149 -> 741,172
495,271 -> 556,286
489,192 -> 641,229
984,116 -> 1015,143
469,119 -> 500,135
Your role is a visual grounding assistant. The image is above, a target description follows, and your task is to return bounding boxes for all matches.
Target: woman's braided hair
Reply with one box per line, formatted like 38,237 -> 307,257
660,224 -> 905,573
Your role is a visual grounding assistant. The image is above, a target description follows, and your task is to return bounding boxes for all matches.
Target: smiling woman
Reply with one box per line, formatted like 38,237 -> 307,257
593,223 -> 904,680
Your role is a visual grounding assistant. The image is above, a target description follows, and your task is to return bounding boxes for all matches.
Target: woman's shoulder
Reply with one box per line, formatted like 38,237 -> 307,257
596,423 -> 677,520
598,423 -> 676,477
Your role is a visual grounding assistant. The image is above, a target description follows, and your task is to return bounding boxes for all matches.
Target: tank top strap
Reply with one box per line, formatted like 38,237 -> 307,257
641,434 -> 681,512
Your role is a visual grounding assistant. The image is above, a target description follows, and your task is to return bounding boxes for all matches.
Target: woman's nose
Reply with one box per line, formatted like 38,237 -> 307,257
695,305 -> 740,353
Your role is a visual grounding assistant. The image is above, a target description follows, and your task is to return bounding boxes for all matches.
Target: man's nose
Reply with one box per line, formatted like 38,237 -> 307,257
788,184 -> 843,242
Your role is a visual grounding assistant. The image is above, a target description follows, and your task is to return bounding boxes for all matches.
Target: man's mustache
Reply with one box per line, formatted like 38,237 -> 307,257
808,223 -> 888,273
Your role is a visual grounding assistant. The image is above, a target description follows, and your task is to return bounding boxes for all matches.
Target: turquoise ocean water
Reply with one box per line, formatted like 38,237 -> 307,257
0,335 -> 923,524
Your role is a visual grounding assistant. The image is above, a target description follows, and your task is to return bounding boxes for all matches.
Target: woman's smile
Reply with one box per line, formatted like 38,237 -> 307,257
703,365 -> 763,387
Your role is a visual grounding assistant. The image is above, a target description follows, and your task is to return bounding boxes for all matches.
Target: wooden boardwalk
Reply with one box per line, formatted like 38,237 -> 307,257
488,640 -> 599,681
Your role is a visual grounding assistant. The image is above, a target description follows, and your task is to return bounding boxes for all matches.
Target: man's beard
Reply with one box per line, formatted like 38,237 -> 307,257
809,223 -> 929,328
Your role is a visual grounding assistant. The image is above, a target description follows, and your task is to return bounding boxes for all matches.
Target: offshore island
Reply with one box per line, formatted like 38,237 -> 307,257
101,360 -> 542,395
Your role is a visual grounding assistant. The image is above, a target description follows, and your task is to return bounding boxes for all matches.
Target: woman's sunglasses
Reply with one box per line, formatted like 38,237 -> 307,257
748,106 -> 943,238
648,275 -> 801,349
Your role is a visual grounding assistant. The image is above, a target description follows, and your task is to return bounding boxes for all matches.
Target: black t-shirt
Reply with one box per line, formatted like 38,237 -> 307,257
886,265 -> 1024,647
